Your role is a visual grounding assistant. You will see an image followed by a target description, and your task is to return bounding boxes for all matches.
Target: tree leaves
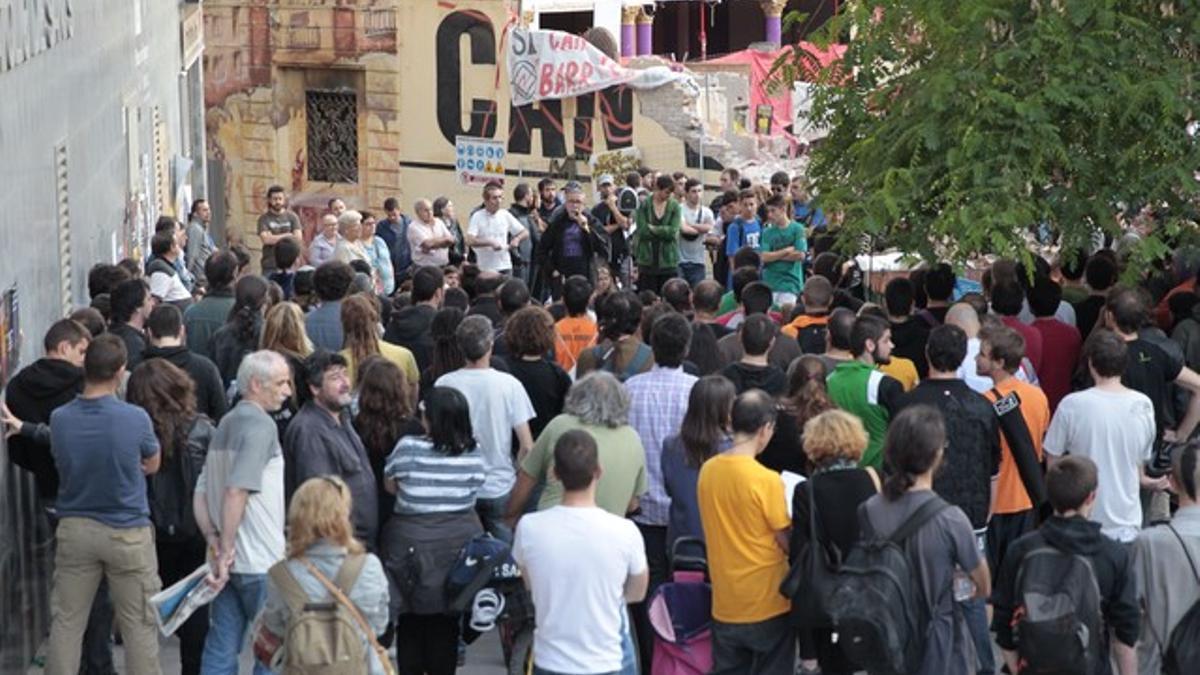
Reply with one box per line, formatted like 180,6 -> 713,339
774,0 -> 1200,269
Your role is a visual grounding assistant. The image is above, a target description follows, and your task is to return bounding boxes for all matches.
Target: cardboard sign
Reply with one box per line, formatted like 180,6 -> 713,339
455,136 -> 507,186
506,27 -> 695,107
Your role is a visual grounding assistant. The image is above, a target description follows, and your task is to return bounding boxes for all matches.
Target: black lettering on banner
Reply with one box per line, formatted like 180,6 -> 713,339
508,100 -> 567,158
436,11 -> 499,146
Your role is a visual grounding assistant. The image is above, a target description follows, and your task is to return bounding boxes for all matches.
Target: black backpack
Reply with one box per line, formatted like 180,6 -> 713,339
148,417 -> 214,543
1162,524 -> 1200,675
1012,546 -> 1103,675
827,496 -> 949,675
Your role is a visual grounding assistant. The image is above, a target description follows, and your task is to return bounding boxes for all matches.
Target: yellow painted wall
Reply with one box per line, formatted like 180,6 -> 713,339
204,0 -> 700,266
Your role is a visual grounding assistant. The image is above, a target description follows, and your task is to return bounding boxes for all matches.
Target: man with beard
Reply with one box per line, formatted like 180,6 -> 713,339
282,351 -> 379,547
825,315 -> 905,469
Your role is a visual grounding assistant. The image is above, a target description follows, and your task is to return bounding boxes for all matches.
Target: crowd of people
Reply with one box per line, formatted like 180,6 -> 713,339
5,165 -> 1200,675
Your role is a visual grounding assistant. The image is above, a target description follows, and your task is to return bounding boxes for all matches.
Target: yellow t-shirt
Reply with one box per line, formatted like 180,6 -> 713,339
341,340 -> 420,388
697,454 -> 791,623
879,356 -> 919,391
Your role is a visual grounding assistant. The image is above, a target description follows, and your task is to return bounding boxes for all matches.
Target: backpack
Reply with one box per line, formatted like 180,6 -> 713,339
445,533 -> 521,614
590,342 -> 653,382
147,417 -> 213,544
827,496 -> 950,675
1012,546 -> 1103,675
1162,524 -> 1200,675
617,186 -> 639,216
267,555 -> 371,674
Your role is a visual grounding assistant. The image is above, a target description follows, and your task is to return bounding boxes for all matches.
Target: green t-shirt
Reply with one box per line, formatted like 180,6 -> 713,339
521,414 -> 648,517
760,221 -> 807,295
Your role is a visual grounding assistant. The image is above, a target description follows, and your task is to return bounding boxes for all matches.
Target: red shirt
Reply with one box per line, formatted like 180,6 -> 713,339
1031,317 -> 1082,413
1001,316 -> 1044,375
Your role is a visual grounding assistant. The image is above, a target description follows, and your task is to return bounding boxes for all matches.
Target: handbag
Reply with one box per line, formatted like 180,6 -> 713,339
779,474 -> 841,628
301,558 -> 397,675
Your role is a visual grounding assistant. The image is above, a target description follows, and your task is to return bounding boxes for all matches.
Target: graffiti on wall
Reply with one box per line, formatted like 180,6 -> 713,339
0,0 -> 74,73
436,10 -> 714,171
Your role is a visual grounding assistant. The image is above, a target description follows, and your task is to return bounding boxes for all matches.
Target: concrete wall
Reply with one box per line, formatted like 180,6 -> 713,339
0,0 -> 192,667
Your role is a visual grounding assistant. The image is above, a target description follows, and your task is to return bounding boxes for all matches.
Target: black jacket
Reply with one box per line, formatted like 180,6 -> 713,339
991,515 -> 1140,661
109,322 -> 147,370
4,358 -> 84,500
898,379 -> 1000,529
383,304 -> 436,374
536,207 -> 602,282
143,344 -> 229,421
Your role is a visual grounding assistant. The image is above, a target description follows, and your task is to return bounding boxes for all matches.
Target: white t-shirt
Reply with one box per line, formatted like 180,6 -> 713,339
149,269 -> 192,303
467,208 -> 525,273
435,368 -> 535,498
1044,387 -> 1155,542
513,505 -> 647,673
679,203 -> 714,265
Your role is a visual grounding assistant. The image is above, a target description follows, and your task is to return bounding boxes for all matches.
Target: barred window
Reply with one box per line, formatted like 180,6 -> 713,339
306,90 -> 358,184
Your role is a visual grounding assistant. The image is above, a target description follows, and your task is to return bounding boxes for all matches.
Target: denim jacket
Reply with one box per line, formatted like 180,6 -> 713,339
261,541 -> 391,675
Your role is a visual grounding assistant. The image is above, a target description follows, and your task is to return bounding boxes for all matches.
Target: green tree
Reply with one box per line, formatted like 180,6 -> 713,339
776,0 -> 1200,268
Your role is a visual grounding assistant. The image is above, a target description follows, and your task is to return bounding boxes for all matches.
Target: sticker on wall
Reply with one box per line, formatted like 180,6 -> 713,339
456,136 -> 507,186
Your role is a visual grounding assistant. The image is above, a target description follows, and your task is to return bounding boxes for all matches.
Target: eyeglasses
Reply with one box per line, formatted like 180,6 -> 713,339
320,475 -> 345,494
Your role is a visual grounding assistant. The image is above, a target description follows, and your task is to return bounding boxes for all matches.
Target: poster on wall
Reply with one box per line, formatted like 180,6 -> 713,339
0,285 -> 18,387
455,136 -> 507,186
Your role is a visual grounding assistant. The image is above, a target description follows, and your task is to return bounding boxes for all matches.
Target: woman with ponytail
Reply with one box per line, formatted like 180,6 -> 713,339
859,404 -> 992,675
211,274 -> 269,388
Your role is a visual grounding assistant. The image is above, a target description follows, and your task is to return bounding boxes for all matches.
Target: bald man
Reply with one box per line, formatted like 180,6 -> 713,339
945,302 -> 993,392
408,198 -> 456,268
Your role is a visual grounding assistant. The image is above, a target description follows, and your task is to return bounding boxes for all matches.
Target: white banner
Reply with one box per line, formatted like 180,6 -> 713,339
506,27 -> 695,107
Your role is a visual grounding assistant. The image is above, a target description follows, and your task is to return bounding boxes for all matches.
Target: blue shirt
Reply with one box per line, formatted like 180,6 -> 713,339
724,217 -> 762,285
793,202 -> 827,231
51,395 -> 160,528
305,300 -> 344,352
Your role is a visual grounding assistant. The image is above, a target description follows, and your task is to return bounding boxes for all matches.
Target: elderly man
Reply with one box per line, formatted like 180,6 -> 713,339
538,181 -> 605,299
508,371 -> 648,519
407,198 -> 456,269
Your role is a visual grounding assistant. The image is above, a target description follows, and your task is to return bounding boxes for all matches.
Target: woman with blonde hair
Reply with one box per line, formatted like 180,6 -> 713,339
258,475 -> 391,673
260,301 -> 312,431
788,409 -> 880,675
334,210 -> 372,267
339,294 -> 419,398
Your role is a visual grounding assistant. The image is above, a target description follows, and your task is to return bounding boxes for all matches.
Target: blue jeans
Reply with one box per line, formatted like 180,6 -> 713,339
200,573 -> 271,675
476,492 -> 512,544
678,262 -> 706,287
962,596 -> 995,675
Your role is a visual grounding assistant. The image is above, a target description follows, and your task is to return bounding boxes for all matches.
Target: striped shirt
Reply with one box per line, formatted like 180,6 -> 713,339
384,436 -> 486,515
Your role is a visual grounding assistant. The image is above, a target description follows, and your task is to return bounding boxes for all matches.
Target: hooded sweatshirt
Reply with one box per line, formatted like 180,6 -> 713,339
383,303 -> 436,374
4,358 -> 84,500
143,344 -> 228,421
991,515 -> 1139,672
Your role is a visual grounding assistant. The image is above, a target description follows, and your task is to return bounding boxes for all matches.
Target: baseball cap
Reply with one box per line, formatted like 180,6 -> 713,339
597,173 -> 615,186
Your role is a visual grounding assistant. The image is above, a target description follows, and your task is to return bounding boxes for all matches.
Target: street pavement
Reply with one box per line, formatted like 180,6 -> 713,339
27,629 -> 508,674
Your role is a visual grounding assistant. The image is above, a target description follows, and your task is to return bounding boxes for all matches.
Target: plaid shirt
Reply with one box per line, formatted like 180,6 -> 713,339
626,366 -> 698,526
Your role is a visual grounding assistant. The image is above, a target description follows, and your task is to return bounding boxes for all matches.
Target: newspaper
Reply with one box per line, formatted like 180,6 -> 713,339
150,564 -> 220,636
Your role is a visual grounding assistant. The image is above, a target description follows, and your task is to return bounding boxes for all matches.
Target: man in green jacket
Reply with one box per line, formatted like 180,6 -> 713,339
633,174 -> 682,295
825,315 -> 905,468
